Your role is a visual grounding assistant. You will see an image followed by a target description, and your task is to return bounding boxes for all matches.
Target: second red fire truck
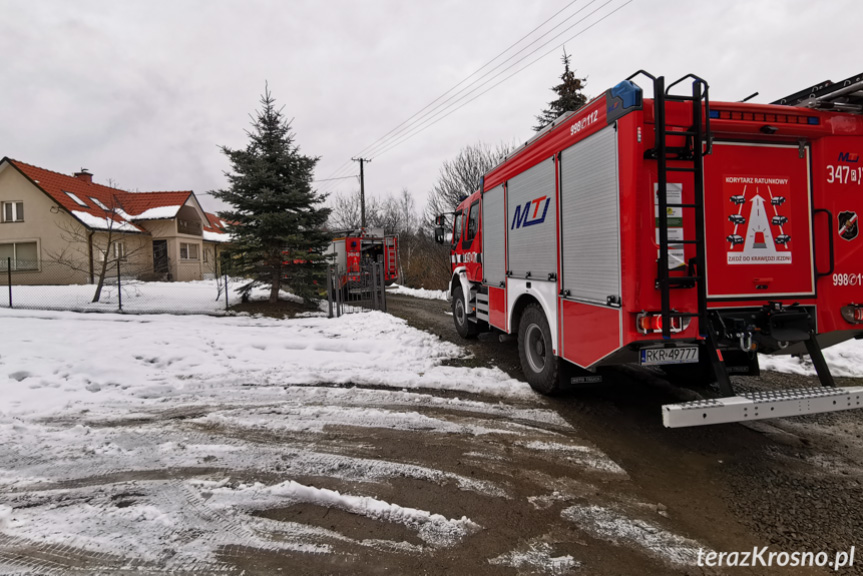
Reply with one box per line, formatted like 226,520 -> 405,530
436,70 -> 863,427
327,228 -> 399,289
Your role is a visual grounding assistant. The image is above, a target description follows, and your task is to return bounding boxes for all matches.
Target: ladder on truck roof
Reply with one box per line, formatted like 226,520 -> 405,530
630,71 -> 859,427
772,72 -> 863,114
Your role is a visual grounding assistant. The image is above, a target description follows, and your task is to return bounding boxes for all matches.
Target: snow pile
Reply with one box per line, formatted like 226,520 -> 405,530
760,339 -> 863,378
388,284 -> 448,301
213,480 -> 482,548
489,540 -> 579,573
561,504 -> 707,565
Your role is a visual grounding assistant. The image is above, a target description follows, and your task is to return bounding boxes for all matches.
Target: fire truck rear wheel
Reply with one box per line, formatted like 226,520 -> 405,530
452,286 -> 478,339
518,304 -> 560,395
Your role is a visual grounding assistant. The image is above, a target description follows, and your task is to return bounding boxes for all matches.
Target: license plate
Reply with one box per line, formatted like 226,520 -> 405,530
640,346 -> 699,366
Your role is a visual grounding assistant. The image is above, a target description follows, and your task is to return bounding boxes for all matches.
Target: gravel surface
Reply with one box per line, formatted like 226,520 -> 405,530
386,292 -> 863,575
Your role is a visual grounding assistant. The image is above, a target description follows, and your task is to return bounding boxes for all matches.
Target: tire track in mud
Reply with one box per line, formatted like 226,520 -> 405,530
1,384 -> 673,574
0,371 -> 642,575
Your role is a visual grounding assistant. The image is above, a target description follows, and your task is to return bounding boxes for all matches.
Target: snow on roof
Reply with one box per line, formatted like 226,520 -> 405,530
71,210 -> 143,233
3,158 -> 204,233
129,205 -> 182,220
203,211 -> 232,242
203,230 -> 231,243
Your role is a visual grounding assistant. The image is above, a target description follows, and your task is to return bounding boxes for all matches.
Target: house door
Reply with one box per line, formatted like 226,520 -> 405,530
153,240 -> 168,274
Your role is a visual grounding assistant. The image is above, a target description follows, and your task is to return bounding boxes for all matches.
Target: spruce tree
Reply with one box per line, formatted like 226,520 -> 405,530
212,86 -> 331,304
533,49 -> 588,132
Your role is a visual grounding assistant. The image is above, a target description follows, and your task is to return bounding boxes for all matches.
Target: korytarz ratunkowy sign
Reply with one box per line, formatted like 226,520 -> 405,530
724,176 -> 792,265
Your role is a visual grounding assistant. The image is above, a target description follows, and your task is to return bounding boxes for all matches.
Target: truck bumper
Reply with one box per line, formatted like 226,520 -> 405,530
663,386 -> 863,428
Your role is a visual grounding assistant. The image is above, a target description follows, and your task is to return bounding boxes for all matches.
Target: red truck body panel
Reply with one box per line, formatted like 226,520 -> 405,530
449,79 -> 863,369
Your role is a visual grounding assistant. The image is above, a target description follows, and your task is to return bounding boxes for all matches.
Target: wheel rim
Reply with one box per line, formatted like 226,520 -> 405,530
525,323 -> 546,373
455,298 -> 466,326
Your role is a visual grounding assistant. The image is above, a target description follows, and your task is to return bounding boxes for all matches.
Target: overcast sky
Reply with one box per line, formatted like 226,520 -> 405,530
2,0 -> 860,218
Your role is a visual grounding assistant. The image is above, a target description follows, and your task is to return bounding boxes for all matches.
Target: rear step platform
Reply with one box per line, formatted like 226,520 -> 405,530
663,386 -> 863,428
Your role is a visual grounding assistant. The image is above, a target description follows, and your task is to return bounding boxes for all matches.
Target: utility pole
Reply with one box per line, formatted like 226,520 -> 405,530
352,157 -> 371,229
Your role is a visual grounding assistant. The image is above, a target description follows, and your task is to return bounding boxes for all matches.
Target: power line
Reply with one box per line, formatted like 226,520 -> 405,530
316,0 -> 586,195
313,175 -> 357,183
370,0 -> 633,160
350,0 -> 584,162
361,0 -> 604,160
318,0 -> 633,193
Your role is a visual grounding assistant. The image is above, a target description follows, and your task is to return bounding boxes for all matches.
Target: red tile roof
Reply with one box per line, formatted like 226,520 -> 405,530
204,212 -> 227,232
203,211 -> 232,243
4,158 -> 197,233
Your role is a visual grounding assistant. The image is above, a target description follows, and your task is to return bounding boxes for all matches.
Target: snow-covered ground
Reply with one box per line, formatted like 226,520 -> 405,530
1,301 -> 861,573
760,339 -> 863,378
0,308 -> 552,572
387,284 -> 448,301
1,279 -> 243,314
1,309 -> 531,422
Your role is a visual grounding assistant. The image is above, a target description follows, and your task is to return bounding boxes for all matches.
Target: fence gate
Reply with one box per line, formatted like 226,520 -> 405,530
326,259 -> 388,317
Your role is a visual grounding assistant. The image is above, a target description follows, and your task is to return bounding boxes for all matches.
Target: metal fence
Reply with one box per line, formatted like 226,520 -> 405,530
1,257 -> 235,315
326,260 -> 388,318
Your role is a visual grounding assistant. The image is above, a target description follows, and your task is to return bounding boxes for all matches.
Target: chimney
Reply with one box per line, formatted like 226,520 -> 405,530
74,168 -> 92,184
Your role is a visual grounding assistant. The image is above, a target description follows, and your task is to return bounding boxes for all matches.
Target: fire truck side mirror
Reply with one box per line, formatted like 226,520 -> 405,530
435,214 -> 445,226
434,226 -> 445,244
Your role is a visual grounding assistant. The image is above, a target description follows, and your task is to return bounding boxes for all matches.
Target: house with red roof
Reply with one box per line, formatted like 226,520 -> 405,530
0,157 -> 230,284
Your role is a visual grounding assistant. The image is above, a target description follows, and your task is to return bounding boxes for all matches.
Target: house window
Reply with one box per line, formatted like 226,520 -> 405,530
64,191 -> 89,207
90,197 -> 109,211
0,241 -> 38,271
97,241 -> 126,262
203,248 -> 210,263
113,241 -> 126,260
180,242 -> 199,261
177,218 -> 203,236
2,201 -> 24,222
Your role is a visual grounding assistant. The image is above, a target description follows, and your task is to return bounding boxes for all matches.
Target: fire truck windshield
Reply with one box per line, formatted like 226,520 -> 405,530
465,202 -> 479,248
452,210 -> 464,248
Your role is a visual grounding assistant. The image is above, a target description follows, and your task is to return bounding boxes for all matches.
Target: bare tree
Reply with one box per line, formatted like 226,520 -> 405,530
327,191 -> 366,232
47,193 -> 148,302
424,141 -> 513,224
328,188 -> 419,236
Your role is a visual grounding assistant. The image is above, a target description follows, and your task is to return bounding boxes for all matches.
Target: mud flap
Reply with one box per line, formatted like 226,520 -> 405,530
559,362 -> 604,390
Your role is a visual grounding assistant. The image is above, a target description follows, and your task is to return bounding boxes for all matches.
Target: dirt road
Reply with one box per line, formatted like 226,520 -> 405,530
385,293 -> 863,575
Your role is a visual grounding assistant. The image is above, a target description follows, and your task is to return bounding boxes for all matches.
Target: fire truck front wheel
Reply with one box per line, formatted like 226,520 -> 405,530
452,286 -> 478,339
518,304 -> 560,395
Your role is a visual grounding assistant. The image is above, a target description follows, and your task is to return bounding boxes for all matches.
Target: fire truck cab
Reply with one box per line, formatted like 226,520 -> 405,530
436,70 -> 863,427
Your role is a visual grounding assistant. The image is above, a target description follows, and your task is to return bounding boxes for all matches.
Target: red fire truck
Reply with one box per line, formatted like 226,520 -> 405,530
327,228 -> 399,288
436,71 -> 863,427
